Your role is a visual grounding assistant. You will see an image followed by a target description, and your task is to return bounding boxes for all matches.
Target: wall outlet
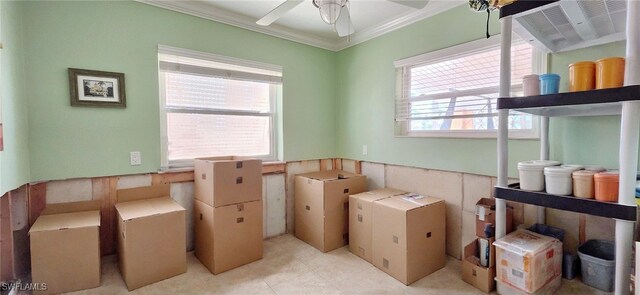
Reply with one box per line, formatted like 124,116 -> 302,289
130,151 -> 141,166
362,145 -> 368,155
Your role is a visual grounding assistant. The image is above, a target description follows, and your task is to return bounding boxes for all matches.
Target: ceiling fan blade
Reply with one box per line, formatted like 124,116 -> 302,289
335,6 -> 355,37
386,0 -> 430,9
256,0 -> 304,26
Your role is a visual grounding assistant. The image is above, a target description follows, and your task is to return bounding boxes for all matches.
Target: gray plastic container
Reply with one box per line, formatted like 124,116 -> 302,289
577,239 -> 615,292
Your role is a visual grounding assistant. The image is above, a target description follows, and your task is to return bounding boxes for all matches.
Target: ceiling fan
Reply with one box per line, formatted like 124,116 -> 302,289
256,0 -> 430,37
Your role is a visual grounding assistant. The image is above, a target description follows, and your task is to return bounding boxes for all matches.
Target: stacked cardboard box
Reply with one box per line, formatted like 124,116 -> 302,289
115,184 -> 187,291
372,194 -> 446,285
295,170 -> 366,252
29,200 -> 102,295
462,198 -> 514,293
494,230 -> 563,294
348,190 -> 447,285
194,156 -> 263,274
349,188 -> 406,263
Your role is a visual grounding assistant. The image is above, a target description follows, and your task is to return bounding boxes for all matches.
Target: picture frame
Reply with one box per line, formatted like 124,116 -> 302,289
68,68 -> 126,108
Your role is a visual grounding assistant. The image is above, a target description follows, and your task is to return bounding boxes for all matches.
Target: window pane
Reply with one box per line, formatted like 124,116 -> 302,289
165,72 -> 271,113
167,113 -> 271,161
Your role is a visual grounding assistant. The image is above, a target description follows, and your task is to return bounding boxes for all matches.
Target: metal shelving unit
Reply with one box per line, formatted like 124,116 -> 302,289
495,1 -> 639,294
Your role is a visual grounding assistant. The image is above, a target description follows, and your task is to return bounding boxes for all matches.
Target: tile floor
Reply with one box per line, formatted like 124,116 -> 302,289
66,234 -> 609,295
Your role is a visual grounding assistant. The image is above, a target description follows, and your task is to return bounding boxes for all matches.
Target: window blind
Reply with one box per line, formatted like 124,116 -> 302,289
394,40 -> 533,133
159,46 -> 281,165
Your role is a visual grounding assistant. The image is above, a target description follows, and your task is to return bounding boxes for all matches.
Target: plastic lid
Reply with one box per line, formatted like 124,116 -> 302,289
561,164 -> 584,171
573,170 -> 597,178
544,166 -> 575,176
596,57 -> 625,63
594,171 -> 619,181
518,160 -> 561,169
583,165 -> 606,172
539,73 -> 560,80
568,61 -> 595,68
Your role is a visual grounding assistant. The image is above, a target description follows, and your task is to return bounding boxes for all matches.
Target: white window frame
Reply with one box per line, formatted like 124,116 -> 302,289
394,35 -> 546,139
158,45 -> 281,170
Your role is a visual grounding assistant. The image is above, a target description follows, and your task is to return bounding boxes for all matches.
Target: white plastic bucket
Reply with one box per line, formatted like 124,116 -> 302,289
544,166 -> 575,195
518,160 -> 560,191
523,74 -> 540,96
560,164 -> 584,171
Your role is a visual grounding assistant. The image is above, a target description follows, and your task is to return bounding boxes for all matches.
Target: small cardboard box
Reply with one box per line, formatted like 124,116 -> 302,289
195,156 -> 262,207
372,194 -> 446,285
194,199 -> 263,274
349,188 -> 406,263
494,229 -> 562,293
115,184 -> 187,291
295,170 -> 367,252
29,200 -> 102,295
462,238 -> 496,293
475,198 -> 513,238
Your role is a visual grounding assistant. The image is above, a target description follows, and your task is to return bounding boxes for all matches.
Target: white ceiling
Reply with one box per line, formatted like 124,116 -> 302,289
137,0 -> 466,51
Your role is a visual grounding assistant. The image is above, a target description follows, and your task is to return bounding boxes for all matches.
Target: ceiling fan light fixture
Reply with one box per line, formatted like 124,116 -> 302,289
313,0 -> 347,25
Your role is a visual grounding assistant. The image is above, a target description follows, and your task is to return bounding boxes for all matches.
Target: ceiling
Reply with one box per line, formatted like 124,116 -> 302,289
137,0 -> 466,51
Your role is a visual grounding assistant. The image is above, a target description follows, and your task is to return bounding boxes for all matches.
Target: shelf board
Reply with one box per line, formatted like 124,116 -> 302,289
499,0 -> 559,19
497,86 -> 640,117
495,184 -> 637,221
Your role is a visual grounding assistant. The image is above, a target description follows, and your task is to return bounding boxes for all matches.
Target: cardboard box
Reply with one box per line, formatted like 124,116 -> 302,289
29,200 -> 102,295
194,199 -> 263,274
494,229 -> 562,293
475,198 -> 513,238
372,194 -> 446,285
115,184 -> 187,291
295,170 -> 367,252
195,156 -> 262,207
462,238 -> 496,293
349,188 -> 406,263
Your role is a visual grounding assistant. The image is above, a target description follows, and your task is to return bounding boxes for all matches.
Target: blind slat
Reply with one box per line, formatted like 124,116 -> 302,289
160,61 -> 282,84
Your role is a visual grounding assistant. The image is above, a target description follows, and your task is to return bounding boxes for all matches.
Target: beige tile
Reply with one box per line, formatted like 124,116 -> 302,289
170,182 -> 195,251
585,214 -> 615,243
285,161 -> 321,233
461,211 -> 477,255
462,174 -> 493,213
425,170 -> 463,259
270,270 -> 339,295
265,174 -> 286,238
301,246 -> 371,281
546,208 -> 580,253
247,250 -> 312,287
202,264 -> 274,295
361,161 -> 385,190
385,165 -> 430,195
404,257 -> 483,295
330,265 -> 406,295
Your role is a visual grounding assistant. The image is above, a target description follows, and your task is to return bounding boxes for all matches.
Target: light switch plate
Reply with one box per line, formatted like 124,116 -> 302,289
130,151 -> 141,166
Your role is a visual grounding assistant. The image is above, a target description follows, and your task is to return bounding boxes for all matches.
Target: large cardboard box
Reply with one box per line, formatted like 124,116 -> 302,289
494,229 -> 562,293
295,170 -> 367,252
195,156 -> 262,207
462,238 -> 496,293
349,188 -> 406,263
372,194 -> 446,285
194,199 -> 263,274
29,200 -> 102,295
475,198 -> 513,238
115,184 -> 187,291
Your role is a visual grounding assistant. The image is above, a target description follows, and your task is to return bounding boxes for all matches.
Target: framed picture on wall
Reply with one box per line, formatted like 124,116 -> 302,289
68,68 -> 126,108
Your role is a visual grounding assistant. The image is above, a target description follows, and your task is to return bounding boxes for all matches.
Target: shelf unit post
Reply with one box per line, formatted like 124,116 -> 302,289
496,16 -> 513,239
618,2 -> 640,293
538,116 -> 549,223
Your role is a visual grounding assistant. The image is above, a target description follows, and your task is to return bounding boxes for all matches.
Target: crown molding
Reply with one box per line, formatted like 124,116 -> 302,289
136,0 -> 342,51
334,1 -> 466,50
135,0 -> 466,52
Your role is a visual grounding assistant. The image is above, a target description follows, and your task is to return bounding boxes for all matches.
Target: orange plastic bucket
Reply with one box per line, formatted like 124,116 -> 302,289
596,57 -> 625,89
568,61 -> 595,92
594,172 -> 619,202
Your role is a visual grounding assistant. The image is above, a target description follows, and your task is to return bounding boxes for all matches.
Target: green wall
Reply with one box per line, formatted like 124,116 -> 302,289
1,0 -> 30,195
335,5 -> 631,177
336,5 -> 537,177
21,1 -> 337,182
549,42 -> 627,169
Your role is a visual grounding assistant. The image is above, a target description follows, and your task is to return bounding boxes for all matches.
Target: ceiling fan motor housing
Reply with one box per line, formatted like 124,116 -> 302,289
313,0 -> 348,24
